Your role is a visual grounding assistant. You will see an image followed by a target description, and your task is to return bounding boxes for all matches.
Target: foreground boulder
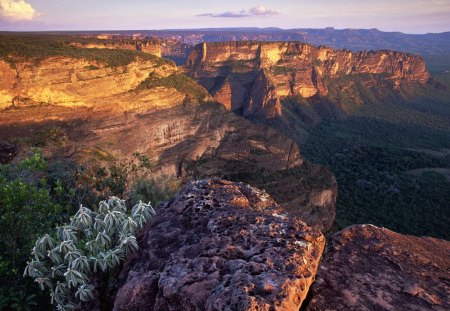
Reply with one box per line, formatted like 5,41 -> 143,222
113,179 -> 325,311
307,225 -> 450,311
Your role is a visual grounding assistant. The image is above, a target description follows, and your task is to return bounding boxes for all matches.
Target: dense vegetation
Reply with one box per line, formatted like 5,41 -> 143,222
0,148 -> 176,310
257,63 -> 450,240
0,33 -> 170,67
302,118 -> 450,239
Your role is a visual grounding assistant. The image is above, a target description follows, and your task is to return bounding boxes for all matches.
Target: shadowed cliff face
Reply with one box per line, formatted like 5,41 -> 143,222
0,53 -> 337,231
185,41 -> 430,119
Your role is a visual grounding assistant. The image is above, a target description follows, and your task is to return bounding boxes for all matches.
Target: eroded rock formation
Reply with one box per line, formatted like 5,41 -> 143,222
185,41 -> 430,118
71,39 -> 162,57
112,179 -> 325,311
0,57 -> 177,110
307,224 -> 450,311
0,53 -> 336,231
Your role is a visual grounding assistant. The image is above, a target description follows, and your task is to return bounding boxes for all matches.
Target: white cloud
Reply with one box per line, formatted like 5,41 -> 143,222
198,5 -> 278,18
248,5 -> 277,16
0,0 -> 37,21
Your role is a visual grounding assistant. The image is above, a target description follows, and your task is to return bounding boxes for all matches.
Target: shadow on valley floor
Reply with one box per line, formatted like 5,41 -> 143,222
301,116 -> 450,240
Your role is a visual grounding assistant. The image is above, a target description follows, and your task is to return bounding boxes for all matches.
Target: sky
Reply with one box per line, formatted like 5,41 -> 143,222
0,0 -> 449,34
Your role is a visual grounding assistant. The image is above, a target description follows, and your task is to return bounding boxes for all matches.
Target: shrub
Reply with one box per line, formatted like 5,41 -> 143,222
24,197 -> 155,310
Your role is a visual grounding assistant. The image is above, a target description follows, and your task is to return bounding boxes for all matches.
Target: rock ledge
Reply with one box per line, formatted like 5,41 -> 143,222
113,179 -> 325,311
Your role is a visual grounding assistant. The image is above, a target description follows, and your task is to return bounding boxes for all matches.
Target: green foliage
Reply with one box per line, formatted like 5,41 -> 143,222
0,149 -> 66,310
0,34 -> 165,67
0,287 -> 37,311
302,118 -> 450,239
24,197 -> 155,310
128,176 -> 180,207
135,72 -> 209,102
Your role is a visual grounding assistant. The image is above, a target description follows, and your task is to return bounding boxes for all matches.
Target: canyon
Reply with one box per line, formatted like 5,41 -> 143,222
1,34 -> 448,310
0,45 -> 336,232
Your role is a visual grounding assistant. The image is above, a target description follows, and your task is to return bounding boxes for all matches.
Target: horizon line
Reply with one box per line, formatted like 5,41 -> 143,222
1,26 -> 450,36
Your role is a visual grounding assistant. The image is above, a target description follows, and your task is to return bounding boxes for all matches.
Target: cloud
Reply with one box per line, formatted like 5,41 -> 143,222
0,0 -> 37,21
198,5 -> 278,18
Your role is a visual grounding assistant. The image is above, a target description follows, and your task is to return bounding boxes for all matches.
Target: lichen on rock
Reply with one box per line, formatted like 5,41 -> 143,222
112,179 -> 325,311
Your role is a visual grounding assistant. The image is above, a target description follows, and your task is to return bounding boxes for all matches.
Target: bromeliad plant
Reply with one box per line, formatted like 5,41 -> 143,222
24,197 -> 155,310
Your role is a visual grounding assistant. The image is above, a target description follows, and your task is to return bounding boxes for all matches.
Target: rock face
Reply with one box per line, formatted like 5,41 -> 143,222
185,41 -> 430,118
0,53 -> 336,231
71,39 -> 162,57
112,179 -> 325,311
0,57 -> 177,110
307,225 -> 450,311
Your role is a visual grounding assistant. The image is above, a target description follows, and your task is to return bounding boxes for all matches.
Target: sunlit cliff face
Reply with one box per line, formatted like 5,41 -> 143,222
185,41 -> 429,119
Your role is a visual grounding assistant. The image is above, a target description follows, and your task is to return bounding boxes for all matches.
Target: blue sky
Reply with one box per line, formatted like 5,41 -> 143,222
0,0 -> 449,33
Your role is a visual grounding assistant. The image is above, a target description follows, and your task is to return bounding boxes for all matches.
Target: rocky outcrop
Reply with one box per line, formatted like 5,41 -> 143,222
71,39 -> 162,57
0,57 -> 177,110
185,41 -> 430,118
307,225 -> 450,311
112,179 -> 325,311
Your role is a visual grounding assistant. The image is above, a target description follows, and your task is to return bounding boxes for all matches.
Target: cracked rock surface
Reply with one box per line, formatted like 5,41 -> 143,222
112,179 -> 325,311
307,224 -> 450,311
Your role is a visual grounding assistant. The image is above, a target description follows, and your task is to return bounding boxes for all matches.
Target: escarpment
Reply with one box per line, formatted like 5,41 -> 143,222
185,41 -> 430,118
112,179 -> 325,311
0,52 -> 337,232
0,57 -> 179,110
71,39 -> 162,57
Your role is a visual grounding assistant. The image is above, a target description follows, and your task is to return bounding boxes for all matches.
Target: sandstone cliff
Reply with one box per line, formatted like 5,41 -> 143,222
185,41 -> 430,118
0,57 -> 178,111
0,53 -> 336,231
71,39 -> 162,57
111,179 -> 325,311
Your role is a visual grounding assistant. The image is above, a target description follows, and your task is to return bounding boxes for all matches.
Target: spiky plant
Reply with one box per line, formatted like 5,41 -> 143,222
24,197 -> 155,310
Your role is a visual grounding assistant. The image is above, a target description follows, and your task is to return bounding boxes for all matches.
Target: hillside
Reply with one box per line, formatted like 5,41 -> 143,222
0,35 -> 336,232
184,41 -> 450,239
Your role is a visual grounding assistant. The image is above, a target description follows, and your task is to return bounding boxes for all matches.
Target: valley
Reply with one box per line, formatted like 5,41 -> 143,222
0,30 -> 449,310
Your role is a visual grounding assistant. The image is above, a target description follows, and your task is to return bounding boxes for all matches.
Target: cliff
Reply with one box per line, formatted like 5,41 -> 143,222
185,41 -> 430,118
111,179 -> 325,311
71,39 -> 162,57
0,52 -> 336,232
0,57 -> 178,111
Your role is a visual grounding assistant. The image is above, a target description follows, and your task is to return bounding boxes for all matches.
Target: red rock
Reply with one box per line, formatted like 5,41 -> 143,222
306,225 -> 450,311
185,41 -> 430,119
112,179 -> 325,311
